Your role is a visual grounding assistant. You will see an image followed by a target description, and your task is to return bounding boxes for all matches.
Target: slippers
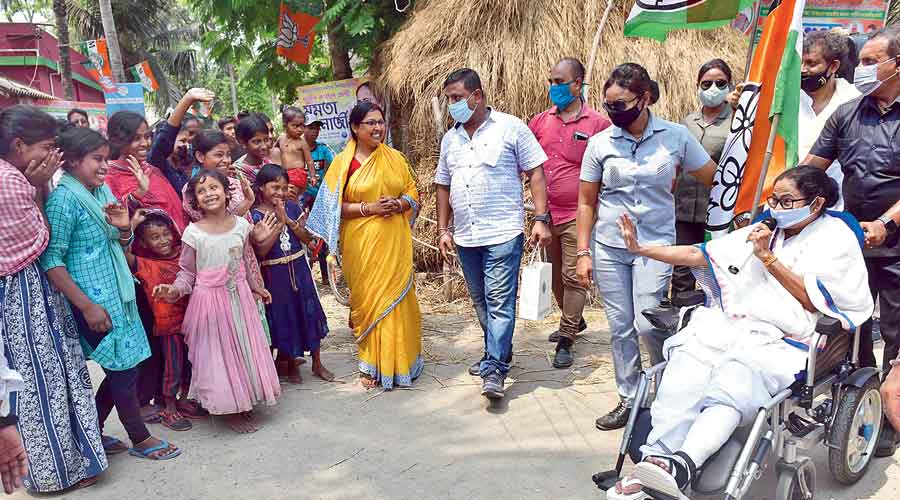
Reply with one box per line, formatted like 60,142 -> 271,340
141,405 -> 161,424
159,411 -> 193,431
633,462 -> 689,500
101,435 -> 128,455
128,440 -> 182,461
176,399 -> 209,420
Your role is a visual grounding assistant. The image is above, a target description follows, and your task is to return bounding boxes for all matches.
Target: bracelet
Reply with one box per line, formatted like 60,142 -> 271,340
576,249 -> 592,258
438,227 -> 452,236
762,254 -> 778,267
360,202 -> 369,217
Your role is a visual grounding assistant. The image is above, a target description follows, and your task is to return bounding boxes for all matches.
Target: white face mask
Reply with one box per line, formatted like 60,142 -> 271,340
854,57 -> 899,96
698,84 -> 730,107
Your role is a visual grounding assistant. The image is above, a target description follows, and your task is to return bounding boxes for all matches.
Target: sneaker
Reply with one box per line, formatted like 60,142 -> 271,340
481,372 -> 505,400
875,421 -> 897,458
553,338 -> 574,369
548,317 -> 588,342
596,401 -> 630,431
468,358 -> 484,376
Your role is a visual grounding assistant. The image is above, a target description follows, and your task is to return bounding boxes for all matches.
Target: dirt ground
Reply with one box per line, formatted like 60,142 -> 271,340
9,283 -> 900,500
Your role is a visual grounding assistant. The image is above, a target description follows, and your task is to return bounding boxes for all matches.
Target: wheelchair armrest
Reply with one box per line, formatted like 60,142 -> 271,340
642,304 -> 680,334
815,316 -> 845,337
672,290 -> 706,308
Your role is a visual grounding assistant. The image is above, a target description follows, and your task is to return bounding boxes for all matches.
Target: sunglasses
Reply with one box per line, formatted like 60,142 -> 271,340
602,96 -> 639,113
700,79 -> 729,91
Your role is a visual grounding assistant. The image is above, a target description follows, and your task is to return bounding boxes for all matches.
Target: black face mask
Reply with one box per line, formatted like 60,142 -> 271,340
604,101 -> 644,129
800,68 -> 831,93
172,145 -> 191,166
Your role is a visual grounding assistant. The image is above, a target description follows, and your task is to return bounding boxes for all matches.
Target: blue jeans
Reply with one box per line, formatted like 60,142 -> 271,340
593,242 -> 672,406
456,234 -> 524,377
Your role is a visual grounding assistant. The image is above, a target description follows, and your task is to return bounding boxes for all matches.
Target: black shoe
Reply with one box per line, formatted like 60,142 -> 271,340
553,338 -> 574,368
468,359 -> 482,376
875,421 -> 897,458
548,318 -> 588,342
481,372 -> 505,399
595,401 -> 630,431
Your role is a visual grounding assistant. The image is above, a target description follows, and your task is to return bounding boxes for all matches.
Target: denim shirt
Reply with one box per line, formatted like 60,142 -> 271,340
580,113 -> 711,248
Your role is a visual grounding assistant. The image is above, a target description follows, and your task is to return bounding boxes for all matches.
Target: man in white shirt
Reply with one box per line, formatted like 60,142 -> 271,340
798,29 -> 861,210
436,68 -> 552,400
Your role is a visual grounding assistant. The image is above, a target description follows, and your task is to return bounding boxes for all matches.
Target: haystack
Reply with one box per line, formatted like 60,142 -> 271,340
374,1 -> 749,270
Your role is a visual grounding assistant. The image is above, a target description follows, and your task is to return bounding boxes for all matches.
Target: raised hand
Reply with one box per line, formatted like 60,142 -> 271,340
104,202 -> 131,231
251,211 -> 279,244
617,214 -> 641,254
24,148 -> 62,188
130,208 -> 148,230
126,156 -> 150,197
274,199 -> 289,225
184,87 -> 215,104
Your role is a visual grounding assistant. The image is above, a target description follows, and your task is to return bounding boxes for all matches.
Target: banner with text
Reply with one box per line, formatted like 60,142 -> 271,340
735,0 -> 891,40
31,100 -> 108,132
295,77 -> 368,153
104,83 -> 146,117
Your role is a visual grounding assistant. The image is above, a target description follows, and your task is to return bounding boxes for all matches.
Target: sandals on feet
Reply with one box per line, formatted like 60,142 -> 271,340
128,440 -> 182,461
159,410 -> 193,431
176,399 -> 209,420
101,435 -> 128,455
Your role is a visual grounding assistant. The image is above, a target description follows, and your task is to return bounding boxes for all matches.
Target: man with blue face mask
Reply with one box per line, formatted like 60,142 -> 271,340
804,24 -> 900,459
435,68 -> 552,400
528,58 -> 610,368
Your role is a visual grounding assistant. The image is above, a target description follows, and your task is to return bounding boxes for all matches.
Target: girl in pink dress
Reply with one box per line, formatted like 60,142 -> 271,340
154,168 -> 280,434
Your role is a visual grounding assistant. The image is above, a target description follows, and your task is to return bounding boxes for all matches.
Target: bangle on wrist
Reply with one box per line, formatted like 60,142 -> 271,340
360,202 -> 369,217
762,254 -> 778,267
576,249 -> 592,258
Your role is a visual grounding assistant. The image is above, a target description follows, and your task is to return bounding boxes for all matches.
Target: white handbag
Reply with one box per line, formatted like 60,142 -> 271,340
518,247 -> 552,321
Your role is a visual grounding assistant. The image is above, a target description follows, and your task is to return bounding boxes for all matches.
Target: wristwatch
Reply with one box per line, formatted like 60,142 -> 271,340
0,414 -> 18,427
533,213 -> 552,225
878,215 -> 898,237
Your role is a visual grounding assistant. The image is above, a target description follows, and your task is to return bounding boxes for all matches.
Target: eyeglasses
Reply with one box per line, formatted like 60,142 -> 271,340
766,196 -> 810,209
361,119 -> 386,127
602,96 -> 639,113
700,79 -> 729,91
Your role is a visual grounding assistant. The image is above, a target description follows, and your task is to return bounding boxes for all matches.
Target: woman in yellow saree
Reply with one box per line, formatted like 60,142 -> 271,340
307,101 -> 423,389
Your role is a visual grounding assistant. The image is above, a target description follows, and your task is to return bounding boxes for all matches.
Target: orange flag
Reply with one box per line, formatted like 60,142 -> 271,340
276,3 -> 319,65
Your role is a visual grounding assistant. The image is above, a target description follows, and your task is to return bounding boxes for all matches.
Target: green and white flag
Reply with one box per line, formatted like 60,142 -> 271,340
624,0 -> 757,41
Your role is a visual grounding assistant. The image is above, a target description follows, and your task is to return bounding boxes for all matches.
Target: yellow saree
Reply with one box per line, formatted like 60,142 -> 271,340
307,140 -> 423,388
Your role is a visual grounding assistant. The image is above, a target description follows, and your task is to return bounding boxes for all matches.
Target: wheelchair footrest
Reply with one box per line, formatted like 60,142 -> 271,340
592,470 -> 620,490
787,413 -> 818,438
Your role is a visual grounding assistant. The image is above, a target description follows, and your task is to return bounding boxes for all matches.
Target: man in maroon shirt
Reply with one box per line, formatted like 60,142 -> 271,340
528,57 -> 610,368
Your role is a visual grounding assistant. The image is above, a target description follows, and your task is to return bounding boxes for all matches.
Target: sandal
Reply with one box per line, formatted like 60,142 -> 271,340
70,476 -> 99,490
101,435 -> 128,455
128,440 -> 182,461
176,399 -> 209,420
159,410 -> 193,431
141,405 -> 161,424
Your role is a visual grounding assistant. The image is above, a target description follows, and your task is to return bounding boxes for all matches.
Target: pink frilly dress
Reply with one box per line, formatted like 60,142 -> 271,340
174,216 -> 281,414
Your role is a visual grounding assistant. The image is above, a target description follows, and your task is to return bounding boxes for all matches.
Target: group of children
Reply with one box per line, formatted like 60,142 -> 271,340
64,88 -> 338,436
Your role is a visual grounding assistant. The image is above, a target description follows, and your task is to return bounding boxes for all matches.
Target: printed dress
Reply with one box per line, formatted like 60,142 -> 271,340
251,202 -> 329,357
175,217 -> 281,414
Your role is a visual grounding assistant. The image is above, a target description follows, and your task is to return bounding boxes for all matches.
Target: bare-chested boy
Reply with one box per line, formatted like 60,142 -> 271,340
271,106 -> 316,201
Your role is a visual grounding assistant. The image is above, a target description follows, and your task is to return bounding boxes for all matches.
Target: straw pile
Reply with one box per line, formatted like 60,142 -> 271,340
373,1 -> 748,270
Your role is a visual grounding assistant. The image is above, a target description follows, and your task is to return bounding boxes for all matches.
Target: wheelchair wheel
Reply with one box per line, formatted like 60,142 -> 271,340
828,376 -> 882,485
326,255 -> 350,306
775,465 -> 815,500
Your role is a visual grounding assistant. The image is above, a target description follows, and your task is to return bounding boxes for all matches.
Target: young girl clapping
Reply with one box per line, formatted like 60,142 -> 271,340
155,169 -> 280,433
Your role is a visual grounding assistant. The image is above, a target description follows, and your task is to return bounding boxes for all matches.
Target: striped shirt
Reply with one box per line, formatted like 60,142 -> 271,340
435,109 -> 547,247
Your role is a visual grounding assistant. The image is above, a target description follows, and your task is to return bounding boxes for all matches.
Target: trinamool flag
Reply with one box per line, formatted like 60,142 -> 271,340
706,0 -> 804,236
624,0 -> 757,41
130,61 -> 159,92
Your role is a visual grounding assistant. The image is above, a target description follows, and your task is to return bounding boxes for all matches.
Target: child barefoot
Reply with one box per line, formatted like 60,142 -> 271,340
155,169 -> 281,434
251,164 -> 332,383
124,209 -> 194,431
270,106 -> 315,202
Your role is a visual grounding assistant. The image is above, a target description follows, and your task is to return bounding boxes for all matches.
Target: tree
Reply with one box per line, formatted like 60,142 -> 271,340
53,0 -> 74,100
1,0 -> 50,23
890,0 -> 899,25
97,0 -> 126,82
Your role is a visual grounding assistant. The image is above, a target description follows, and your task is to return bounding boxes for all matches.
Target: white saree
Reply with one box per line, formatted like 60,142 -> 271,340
642,213 -> 873,462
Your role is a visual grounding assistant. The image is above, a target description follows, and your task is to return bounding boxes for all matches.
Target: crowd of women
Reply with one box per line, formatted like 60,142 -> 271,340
0,89 -> 421,493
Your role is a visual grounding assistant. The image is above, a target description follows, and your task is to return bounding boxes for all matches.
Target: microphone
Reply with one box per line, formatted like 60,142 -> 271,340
728,217 -> 777,274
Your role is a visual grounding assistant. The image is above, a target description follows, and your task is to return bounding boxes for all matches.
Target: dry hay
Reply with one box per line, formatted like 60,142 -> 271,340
374,0 -> 749,271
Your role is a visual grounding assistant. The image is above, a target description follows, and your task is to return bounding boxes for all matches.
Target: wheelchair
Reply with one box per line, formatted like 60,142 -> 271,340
592,289 -> 884,500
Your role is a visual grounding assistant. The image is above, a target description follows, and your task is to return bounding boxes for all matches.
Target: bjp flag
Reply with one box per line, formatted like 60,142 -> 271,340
276,3 -> 319,65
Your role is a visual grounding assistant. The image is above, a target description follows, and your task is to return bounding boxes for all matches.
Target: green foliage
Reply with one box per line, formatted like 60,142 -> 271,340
1,0 -> 51,22
889,0 -> 899,25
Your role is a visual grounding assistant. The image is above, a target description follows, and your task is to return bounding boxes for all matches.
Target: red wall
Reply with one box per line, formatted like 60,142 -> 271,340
0,23 -> 104,103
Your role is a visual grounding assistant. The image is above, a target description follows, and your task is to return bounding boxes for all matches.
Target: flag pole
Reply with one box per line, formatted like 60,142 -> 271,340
742,1 -> 763,79
583,0 -> 615,100
749,114 -> 781,220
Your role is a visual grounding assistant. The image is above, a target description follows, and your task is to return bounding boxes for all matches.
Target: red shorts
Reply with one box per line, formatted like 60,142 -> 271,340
287,168 -> 307,192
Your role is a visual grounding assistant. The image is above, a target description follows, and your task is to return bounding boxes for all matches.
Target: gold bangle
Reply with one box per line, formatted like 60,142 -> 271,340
762,254 -> 778,267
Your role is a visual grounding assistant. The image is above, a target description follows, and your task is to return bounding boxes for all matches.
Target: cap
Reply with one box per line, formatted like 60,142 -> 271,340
305,113 -> 324,127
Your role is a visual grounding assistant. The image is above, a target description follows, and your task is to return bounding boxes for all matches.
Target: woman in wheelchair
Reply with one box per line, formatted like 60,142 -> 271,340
607,166 -> 874,500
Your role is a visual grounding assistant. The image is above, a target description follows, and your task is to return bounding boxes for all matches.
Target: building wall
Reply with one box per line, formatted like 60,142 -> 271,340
0,23 -> 105,103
